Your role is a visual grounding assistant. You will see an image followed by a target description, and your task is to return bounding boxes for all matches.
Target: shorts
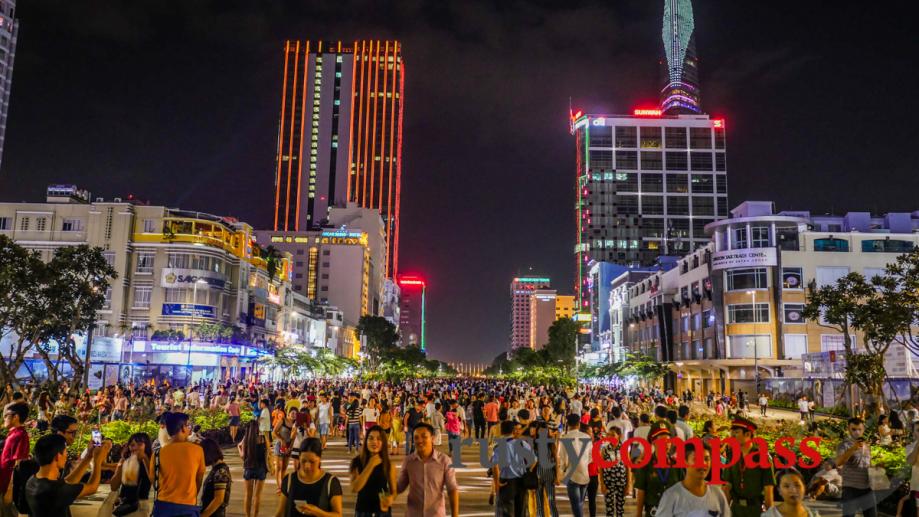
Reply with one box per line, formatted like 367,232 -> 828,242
273,442 -> 291,457
319,423 -> 330,436
229,416 -> 241,426
243,467 -> 268,481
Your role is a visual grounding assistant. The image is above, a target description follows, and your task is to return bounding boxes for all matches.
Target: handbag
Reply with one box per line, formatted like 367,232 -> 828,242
868,466 -> 890,490
522,467 -> 539,490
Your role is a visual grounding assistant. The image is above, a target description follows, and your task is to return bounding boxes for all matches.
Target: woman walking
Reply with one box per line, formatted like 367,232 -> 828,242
200,438 -> 231,517
273,407 -> 297,494
349,425 -> 396,517
599,426 -> 630,517
277,438 -> 343,517
239,421 -> 269,517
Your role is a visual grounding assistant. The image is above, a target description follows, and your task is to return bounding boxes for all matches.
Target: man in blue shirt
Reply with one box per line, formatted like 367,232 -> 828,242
491,420 -> 533,517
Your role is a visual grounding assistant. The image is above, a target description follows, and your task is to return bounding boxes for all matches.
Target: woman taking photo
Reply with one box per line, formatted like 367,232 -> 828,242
276,438 -> 343,517
349,425 -> 396,517
239,421 -> 269,517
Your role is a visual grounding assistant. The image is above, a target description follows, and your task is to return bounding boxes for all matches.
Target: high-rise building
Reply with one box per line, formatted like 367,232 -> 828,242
555,295 -> 576,320
397,275 -> 426,349
0,0 -> 18,170
660,0 -> 701,114
273,40 -> 404,278
529,289 -> 557,350
510,276 -> 551,351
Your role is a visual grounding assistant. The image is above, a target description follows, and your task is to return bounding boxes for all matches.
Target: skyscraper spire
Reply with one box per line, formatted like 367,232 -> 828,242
660,0 -> 701,114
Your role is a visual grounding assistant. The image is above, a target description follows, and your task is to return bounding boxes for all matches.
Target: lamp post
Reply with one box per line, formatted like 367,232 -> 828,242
186,278 -> 208,386
746,289 -> 760,394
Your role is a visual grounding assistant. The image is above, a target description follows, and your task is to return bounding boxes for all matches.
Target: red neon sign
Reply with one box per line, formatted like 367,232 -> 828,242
633,108 -> 662,117
572,110 -> 583,120
713,119 -> 725,129
398,276 -> 426,287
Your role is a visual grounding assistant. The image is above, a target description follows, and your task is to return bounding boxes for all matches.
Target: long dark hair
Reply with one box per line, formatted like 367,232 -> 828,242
127,432 -> 152,458
351,425 -> 393,492
242,420 -> 264,469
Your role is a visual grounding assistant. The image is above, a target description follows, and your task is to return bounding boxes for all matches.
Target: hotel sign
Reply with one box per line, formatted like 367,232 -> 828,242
711,248 -> 777,271
161,268 -> 226,289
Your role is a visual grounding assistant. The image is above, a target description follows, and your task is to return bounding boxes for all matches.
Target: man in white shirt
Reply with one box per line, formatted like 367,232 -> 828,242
631,413 -> 652,460
798,396 -> 810,423
569,395 -> 583,417
676,405 -> 694,439
656,443 -> 731,517
558,414 -> 592,517
607,406 -> 633,439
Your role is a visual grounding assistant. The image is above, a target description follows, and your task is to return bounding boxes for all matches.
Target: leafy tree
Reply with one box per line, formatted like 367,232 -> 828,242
0,236 -> 46,387
802,273 -> 874,356
356,315 -> 400,368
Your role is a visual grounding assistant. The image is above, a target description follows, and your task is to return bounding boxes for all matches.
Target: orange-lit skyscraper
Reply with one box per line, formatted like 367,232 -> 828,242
273,40 -> 404,277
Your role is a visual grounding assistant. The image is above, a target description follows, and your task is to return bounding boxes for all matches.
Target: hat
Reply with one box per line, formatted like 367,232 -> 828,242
648,421 -> 671,440
731,416 -> 757,433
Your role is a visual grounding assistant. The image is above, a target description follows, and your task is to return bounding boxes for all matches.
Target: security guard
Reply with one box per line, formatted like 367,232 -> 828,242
634,422 -> 684,517
722,416 -> 775,517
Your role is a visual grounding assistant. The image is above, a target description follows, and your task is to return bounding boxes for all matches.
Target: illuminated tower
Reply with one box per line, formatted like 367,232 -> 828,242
0,0 -> 18,171
510,276 -> 551,351
398,275 -> 425,350
273,40 -> 404,278
660,0 -> 701,114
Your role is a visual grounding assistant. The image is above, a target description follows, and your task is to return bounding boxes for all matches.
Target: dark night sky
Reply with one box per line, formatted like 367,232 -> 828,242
3,1 -> 916,364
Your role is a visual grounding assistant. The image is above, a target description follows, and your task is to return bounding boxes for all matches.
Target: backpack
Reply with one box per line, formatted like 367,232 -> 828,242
12,457 -> 40,514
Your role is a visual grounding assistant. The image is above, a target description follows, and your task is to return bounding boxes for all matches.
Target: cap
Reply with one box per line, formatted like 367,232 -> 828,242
731,416 -> 757,433
648,421 -> 671,440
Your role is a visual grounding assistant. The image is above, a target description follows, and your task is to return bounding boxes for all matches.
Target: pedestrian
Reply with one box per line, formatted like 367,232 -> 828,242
634,423 -> 683,517
24,434 -> 112,517
722,416 -> 775,517
200,438 -> 231,517
558,414 -> 591,517
431,402 -> 445,446
655,443 -> 730,517
599,425 -> 630,517
225,395 -> 241,443
347,394 -> 364,454
239,420 -> 269,517
103,432 -> 154,517
277,438 -> 343,517
762,469 -> 819,517
317,394 -> 333,450
349,425 -> 396,517
445,401 -> 462,453
491,420 -> 530,517
0,401 -> 30,517
152,412 -> 206,517
798,396 -> 810,423
834,417 -> 876,517
273,407 -> 297,493
396,423 -> 459,517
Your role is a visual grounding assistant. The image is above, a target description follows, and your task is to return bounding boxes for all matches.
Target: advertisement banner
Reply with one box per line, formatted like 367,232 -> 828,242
162,303 -> 216,318
77,336 -> 123,363
161,268 -> 226,289
710,247 -> 777,271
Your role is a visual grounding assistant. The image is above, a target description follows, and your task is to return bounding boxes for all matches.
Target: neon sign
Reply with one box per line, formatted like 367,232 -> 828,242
633,108 -> 662,116
713,119 -> 725,129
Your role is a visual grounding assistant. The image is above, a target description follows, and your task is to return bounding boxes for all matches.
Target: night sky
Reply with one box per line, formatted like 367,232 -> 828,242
3,1 -> 916,364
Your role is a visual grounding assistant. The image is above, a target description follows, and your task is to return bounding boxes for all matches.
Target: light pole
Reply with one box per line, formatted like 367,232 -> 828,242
186,278 -> 208,386
746,289 -> 760,394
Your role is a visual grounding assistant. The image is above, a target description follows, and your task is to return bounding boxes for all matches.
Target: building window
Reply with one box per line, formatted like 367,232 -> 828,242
131,324 -> 149,339
751,226 -> 770,247
690,127 -> 712,149
665,174 -> 688,193
784,334 -> 807,359
725,268 -> 767,290
19,217 -> 29,231
615,195 -> 639,214
133,287 -> 152,309
136,252 -> 155,274
665,127 -> 686,148
167,253 -> 190,268
665,152 -> 688,171
784,303 -> 805,324
142,219 -> 157,233
61,218 -> 83,232
36,218 -> 47,232
615,151 -> 638,170
692,196 -> 715,216
165,288 -> 185,303
614,172 -> 639,191
715,153 -> 726,171
777,228 -> 799,250
782,268 -> 803,289
615,126 -> 637,147
729,335 -> 772,358
690,174 -> 714,193
667,196 -> 689,215
102,287 -> 113,310
703,309 -> 715,328
640,151 -> 663,170
861,239 -> 915,253
728,303 -> 770,323
642,196 -> 664,215
816,266 -> 849,287
641,173 -> 663,192
814,238 -> 849,252
0,217 -> 8,230
589,126 -> 612,147
716,174 -> 727,193
820,335 -> 846,352
734,227 -> 748,248
640,127 -> 662,148
690,152 -> 713,171
589,150 -> 613,169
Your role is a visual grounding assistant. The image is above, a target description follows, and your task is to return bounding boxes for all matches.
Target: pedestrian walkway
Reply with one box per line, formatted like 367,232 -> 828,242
71,434 -> 843,516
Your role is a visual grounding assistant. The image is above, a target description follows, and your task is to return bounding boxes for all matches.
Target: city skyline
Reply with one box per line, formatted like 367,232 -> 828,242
2,1 -> 916,363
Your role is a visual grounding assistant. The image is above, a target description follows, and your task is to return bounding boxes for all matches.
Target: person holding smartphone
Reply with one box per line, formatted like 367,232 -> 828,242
275,438 -> 342,517
350,425 -> 396,517
835,417 -> 876,517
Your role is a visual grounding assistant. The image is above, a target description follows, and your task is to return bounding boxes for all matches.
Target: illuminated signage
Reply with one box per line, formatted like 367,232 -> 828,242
161,268 -> 226,289
321,230 -> 363,238
270,235 -> 313,244
713,119 -> 725,129
571,110 -> 583,121
591,118 -> 606,126
633,108 -> 662,116
573,118 -> 589,130
399,280 -> 425,286
710,248 -> 777,271
161,303 -> 216,318
514,277 -> 550,283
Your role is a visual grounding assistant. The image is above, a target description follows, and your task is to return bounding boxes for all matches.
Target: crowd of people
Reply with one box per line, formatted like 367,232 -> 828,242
0,377 -> 915,517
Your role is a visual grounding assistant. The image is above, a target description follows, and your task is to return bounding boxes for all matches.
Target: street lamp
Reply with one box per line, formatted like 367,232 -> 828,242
186,278 -> 208,386
746,289 -> 760,394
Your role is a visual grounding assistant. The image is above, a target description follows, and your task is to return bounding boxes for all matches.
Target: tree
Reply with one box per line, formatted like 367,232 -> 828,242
544,317 -> 580,373
0,236 -> 46,387
356,315 -> 400,368
802,273 -> 874,356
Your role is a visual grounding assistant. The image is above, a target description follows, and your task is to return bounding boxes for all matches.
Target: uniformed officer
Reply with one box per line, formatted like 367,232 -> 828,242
634,422 -> 684,517
722,416 -> 775,517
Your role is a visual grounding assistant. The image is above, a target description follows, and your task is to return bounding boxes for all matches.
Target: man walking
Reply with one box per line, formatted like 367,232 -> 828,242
397,423 -> 459,517
558,414 -> 591,517
835,417 -> 876,517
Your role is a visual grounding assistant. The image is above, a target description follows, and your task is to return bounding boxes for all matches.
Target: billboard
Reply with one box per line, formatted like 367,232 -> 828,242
162,303 -> 216,318
710,248 -> 777,271
161,268 -> 226,289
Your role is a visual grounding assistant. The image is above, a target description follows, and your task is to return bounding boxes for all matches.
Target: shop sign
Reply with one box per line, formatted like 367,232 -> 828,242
710,248 -> 777,271
148,342 -> 244,355
76,336 -> 123,362
162,303 -> 216,318
161,268 -> 226,289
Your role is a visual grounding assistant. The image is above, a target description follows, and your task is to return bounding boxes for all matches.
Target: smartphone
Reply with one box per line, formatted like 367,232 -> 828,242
293,500 -> 308,508
91,429 -> 102,446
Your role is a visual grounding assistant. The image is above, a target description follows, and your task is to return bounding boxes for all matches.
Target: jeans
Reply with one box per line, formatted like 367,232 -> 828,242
841,486 -> 877,517
566,481 -> 588,517
404,428 -> 414,454
447,432 -> 460,453
496,477 -> 521,517
347,423 -> 362,452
